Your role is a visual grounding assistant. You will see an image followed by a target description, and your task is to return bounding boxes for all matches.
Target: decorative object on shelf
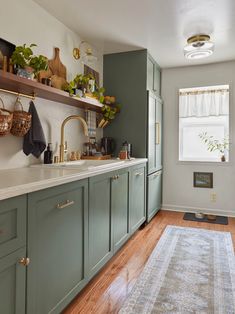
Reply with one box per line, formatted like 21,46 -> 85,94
11,44 -> 48,80
73,41 -> 98,65
184,34 -> 214,60
10,96 -> 32,137
193,172 -> 213,188
0,96 -> 13,136
84,65 -> 100,88
0,38 -> 16,71
64,73 -> 96,96
199,132 -> 229,162
98,104 -> 120,128
23,101 -> 46,158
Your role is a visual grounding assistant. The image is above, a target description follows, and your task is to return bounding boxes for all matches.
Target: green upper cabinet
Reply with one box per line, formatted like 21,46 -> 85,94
88,172 -> 113,278
0,247 -> 26,314
147,54 -> 161,95
111,169 -> 129,253
0,195 -> 26,258
27,180 -> 88,314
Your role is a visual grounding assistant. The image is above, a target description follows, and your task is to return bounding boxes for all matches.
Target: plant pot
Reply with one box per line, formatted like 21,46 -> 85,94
17,66 -> 34,80
221,155 -> 226,162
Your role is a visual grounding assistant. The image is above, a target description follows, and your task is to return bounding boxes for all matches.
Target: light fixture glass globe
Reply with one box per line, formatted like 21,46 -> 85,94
184,36 -> 214,60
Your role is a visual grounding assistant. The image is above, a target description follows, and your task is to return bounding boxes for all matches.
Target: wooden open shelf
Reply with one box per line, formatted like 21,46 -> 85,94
0,70 -> 103,112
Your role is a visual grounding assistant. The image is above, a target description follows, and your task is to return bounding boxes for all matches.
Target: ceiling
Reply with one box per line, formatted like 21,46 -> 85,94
33,0 -> 235,68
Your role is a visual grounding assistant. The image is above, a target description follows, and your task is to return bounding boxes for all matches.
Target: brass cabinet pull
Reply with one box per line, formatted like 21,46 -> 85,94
156,122 -> 160,145
112,175 -> 119,180
19,257 -> 30,266
135,172 -> 143,176
56,200 -> 75,209
153,171 -> 162,178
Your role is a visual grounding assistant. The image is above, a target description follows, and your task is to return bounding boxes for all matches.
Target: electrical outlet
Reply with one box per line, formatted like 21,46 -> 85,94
210,193 -> 216,202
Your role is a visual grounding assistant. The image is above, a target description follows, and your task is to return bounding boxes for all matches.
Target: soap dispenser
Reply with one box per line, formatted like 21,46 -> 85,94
44,143 -> 53,164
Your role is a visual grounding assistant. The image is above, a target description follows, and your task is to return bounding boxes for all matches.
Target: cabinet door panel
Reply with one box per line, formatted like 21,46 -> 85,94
112,170 -> 129,252
130,166 -> 146,233
155,98 -> 162,171
153,64 -> 161,95
147,57 -> 154,91
27,180 -> 88,314
147,171 -> 162,222
148,93 -> 156,174
0,247 -> 26,314
0,195 -> 26,258
88,173 -> 113,277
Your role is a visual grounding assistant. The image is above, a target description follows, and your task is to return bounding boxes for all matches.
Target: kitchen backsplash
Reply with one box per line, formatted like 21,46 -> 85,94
0,0 -> 103,170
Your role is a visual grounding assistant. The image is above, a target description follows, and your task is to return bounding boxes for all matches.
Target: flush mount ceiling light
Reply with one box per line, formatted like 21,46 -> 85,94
184,34 -> 214,60
73,41 -> 98,65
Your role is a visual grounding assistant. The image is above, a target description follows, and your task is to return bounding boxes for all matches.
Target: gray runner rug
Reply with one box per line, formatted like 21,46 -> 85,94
119,225 -> 235,314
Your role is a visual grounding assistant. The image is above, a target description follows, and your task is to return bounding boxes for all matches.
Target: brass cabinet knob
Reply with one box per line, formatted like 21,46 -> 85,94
19,257 -> 30,266
112,175 -> 120,180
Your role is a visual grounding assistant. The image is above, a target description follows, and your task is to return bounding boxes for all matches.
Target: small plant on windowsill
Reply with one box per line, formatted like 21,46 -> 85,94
199,132 -> 229,162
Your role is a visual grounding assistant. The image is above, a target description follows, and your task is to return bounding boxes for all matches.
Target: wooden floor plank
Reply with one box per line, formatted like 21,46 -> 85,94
63,210 -> 235,314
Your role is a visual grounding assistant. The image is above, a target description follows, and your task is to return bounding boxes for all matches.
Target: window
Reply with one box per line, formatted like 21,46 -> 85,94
179,85 -> 229,162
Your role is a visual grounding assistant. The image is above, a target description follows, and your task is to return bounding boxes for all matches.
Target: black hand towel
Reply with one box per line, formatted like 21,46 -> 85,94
23,101 -> 46,158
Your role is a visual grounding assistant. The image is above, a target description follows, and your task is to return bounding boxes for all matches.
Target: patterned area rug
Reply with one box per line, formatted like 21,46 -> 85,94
119,226 -> 235,314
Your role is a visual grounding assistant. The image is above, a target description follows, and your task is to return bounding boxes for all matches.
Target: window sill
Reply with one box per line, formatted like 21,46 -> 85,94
177,160 -> 231,166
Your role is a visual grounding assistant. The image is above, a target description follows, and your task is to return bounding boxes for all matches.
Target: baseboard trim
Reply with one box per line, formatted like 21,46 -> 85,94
161,204 -> 235,218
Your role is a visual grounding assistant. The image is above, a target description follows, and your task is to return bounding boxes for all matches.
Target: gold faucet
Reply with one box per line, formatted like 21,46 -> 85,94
59,115 -> 89,162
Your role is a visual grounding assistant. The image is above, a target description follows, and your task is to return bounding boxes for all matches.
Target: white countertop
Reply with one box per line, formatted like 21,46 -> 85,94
0,158 -> 147,201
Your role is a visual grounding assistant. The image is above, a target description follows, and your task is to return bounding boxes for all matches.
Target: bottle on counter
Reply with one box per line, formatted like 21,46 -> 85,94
44,143 -> 53,164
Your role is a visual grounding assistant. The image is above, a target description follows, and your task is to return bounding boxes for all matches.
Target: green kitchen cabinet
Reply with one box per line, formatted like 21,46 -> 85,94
147,170 -> 162,222
0,247 -> 26,314
0,195 -> 26,259
112,169 -> 129,253
88,172 -> 113,278
27,179 -> 88,314
147,54 -> 161,95
129,165 -> 146,234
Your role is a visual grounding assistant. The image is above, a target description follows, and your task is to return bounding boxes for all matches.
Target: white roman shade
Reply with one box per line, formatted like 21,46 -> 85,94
179,87 -> 229,118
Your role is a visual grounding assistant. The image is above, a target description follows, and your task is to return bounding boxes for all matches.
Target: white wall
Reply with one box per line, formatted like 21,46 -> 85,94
0,0 -> 103,169
161,60 -> 235,217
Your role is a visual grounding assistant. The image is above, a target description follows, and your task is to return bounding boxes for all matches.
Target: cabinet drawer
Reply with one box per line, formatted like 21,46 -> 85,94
130,165 -> 146,233
147,170 -> 162,222
0,195 -> 26,258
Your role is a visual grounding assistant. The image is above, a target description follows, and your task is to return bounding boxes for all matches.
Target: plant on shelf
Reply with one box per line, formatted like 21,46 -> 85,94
11,44 -> 48,79
199,132 -> 229,162
63,73 -> 94,96
98,101 -> 121,128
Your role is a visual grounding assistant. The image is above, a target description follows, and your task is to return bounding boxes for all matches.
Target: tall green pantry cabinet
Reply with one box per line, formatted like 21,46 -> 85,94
103,49 -> 163,222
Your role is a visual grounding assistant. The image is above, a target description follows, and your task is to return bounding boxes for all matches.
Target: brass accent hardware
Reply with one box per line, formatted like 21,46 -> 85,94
135,172 -> 143,176
73,47 -> 80,60
154,171 -> 162,178
112,175 -> 119,180
187,34 -> 210,44
56,200 -> 75,209
19,257 -> 30,266
0,88 -> 36,100
156,122 -> 160,145
59,115 -> 89,162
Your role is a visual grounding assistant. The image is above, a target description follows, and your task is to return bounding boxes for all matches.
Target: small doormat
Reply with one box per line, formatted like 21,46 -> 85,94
183,212 -> 228,225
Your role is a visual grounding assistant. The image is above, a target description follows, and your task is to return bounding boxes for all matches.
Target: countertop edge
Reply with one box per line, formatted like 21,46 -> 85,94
0,159 -> 147,201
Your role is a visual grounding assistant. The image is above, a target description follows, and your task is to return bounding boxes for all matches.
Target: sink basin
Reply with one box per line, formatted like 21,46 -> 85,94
31,159 -> 125,171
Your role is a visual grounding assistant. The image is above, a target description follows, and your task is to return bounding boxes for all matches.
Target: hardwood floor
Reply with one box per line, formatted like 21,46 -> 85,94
63,210 -> 235,314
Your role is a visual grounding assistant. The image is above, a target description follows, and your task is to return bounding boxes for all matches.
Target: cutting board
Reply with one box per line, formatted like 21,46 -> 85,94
48,47 -> 67,80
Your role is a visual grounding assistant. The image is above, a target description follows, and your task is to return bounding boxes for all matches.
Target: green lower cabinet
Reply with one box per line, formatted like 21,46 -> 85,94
88,172 -> 113,278
147,170 -> 162,222
130,165 -> 146,234
27,180 -> 88,314
112,169 -> 129,253
0,247 -> 26,314
0,195 -> 26,259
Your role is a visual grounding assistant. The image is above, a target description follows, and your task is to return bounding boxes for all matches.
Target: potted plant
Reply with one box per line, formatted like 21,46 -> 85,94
199,132 -> 229,161
11,44 -> 48,80
98,104 -> 120,128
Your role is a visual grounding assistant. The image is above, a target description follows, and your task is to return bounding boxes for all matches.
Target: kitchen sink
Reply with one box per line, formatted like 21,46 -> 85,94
31,159 -> 125,171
